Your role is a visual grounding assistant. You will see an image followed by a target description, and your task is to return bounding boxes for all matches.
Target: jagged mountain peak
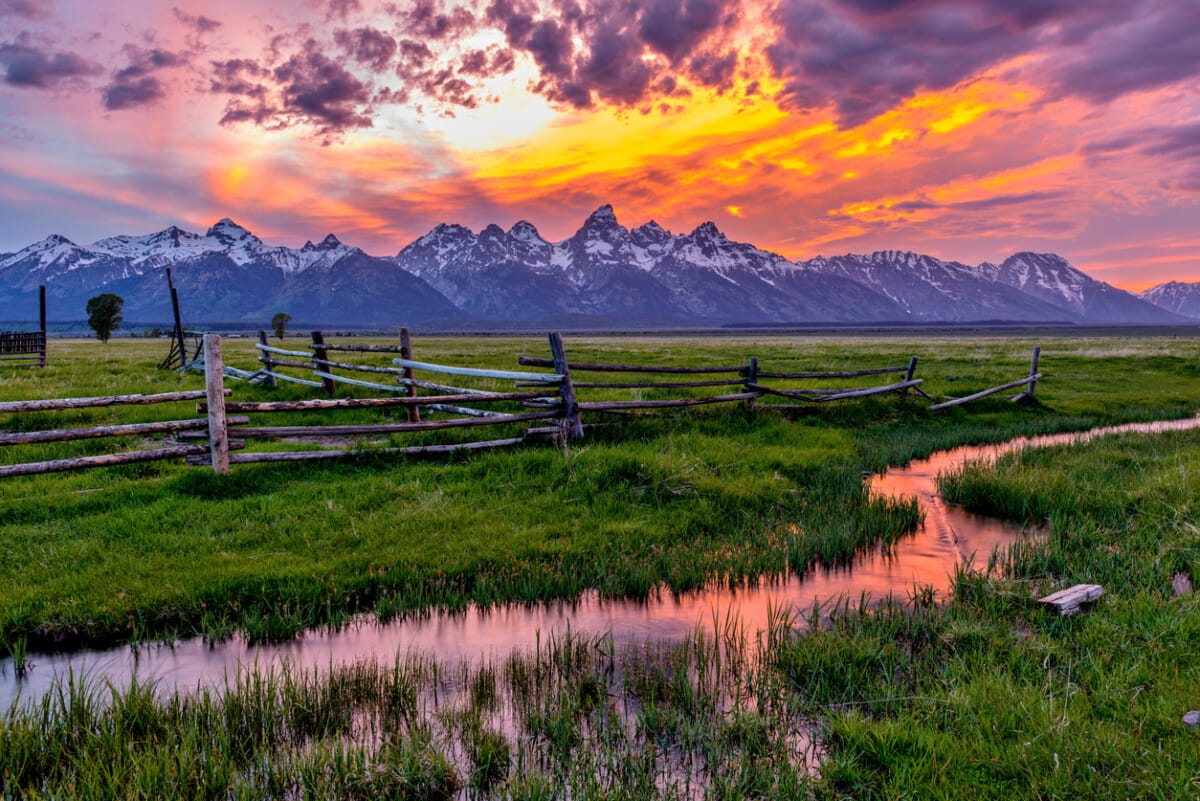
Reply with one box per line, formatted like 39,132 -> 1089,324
508,220 -> 544,242
688,221 -> 725,240
205,217 -> 258,243
301,234 -> 342,252
1140,280 -> 1200,319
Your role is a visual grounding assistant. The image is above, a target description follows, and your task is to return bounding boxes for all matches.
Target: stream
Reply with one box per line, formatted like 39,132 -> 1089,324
4,416 -> 1198,709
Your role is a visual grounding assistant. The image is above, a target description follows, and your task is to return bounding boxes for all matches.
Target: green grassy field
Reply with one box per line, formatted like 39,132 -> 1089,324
3,332 -> 1200,798
1,333 -> 1198,653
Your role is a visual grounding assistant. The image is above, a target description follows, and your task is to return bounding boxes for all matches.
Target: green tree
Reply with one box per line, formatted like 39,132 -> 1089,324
271,312 -> 292,339
86,293 -> 124,343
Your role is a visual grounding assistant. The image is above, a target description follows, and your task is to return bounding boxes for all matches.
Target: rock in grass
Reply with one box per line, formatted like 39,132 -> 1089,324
1184,711 -> 1200,727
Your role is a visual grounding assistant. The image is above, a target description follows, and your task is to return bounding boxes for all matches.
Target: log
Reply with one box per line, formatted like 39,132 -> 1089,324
745,380 -> 921,401
753,365 -> 910,379
311,331 -> 336,397
928,373 -> 1043,411
204,334 -> 230,474
257,331 -> 277,389
1038,584 -> 1102,615
228,411 -> 558,438
0,445 -> 208,478
185,436 -> 526,466
255,343 -> 314,359
393,358 -> 563,383
264,357 -> 317,370
203,390 -> 550,413
539,378 -> 747,389
320,343 -> 406,353
0,416 -> 247,446
577,392 -> 759,411
400,327 -> 420,424
0,390 -> 213,414
518,356 -> 743,374
548,332 -> 583,440
264,371 -> 324,388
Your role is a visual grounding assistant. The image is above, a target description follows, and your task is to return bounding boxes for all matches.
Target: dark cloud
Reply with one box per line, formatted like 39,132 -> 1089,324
1083,123 -> 1200,193
1048,1 -> 1200,103
638,0 -> 732,64
104,76 -> 165,109
765,0 -> 1075,127
102,46 -> 186,110
210,58 -> 270,97
172,7 -> 222,33
390,0 -> 477,39
0,37 -> 100,88
765,0 -> 1200,129
0,0 -> 51,19
482,0 -> 742,110
333,26 -> 397,72
324,0 -> 361,22
214,39 -> 373,137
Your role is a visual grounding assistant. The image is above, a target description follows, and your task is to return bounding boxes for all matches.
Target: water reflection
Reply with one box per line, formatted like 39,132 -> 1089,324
4,416 -> 1196,708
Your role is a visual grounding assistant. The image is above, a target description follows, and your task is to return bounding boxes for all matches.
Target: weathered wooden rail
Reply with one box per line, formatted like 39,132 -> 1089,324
0,286 -> 47,367
929,347 -> 1041,410
0,331 -> 1047,478
0,388 -> 237,478
195,332 -> 572,473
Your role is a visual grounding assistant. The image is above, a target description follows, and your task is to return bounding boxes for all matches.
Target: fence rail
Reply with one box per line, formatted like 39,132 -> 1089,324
0,331 -> 1045,478
0,286 -> 47,367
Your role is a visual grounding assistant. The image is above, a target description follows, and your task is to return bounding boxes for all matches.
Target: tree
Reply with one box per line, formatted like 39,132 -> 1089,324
86,293 -> 124,343
271,312 -> 292,339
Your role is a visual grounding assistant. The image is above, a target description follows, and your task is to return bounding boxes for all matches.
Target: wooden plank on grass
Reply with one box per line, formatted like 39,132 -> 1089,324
929,373 -> 1043,411
0,390 -> 211,414
0,444 -> 208,478
1038,584 -> 1103,615
0,416 -> 247,446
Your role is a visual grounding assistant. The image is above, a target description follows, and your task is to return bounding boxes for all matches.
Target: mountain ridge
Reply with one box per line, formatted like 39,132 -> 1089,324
0,207 -> 1192,328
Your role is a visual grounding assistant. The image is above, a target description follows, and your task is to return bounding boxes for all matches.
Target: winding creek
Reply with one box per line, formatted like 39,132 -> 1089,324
3,416 -> 1198,710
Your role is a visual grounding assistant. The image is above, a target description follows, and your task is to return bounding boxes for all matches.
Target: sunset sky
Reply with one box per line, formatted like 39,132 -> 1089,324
1,0 -> 1197,289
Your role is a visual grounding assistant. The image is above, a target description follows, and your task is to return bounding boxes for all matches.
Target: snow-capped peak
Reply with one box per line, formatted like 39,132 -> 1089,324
509,220 -> 544,242
587,204 -> 617,224
302,233 -> 343,252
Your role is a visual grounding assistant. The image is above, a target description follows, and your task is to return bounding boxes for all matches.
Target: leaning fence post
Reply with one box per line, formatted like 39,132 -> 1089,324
548,331 -> 583,440
257,330 -> 277,389
1026,346 -> 1041,398
400,326 -> 420,423
311,330 -> 336,397
901,355 -> 918,396
204,334 -> 230,474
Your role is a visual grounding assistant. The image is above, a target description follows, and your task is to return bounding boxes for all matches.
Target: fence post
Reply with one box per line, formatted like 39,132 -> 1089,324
1026,346 -> 1041,398
745,356 -> 758,405
400,326 -> 420,423
311,330 -> 336,397
258,330 -> 277,389
38,285 -> 46,368
204,334 -> 230,474
901,355 -> 918,396
548,331 -> 583,440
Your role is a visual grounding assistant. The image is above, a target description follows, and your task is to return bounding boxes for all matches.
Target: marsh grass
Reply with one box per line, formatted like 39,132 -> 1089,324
2,333 -> 1199,658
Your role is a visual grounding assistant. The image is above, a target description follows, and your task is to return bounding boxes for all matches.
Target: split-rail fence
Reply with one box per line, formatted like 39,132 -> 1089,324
0,330 -> 1043,478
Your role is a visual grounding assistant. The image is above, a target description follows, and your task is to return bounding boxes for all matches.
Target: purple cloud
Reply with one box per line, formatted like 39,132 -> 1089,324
390,0 -> 477,39
0,37 -> 100,88
0,0 -> 51,19
172,7 -> 222,34
324,0 -> 362,22
333,27 -> 397,72
102,46 -> 187,110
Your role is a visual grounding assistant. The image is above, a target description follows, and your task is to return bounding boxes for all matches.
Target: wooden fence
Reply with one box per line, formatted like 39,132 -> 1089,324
191,333 -> 573,474
0,388 -> 238,478
0,331 -> 1045,478
0,286 -> 47,367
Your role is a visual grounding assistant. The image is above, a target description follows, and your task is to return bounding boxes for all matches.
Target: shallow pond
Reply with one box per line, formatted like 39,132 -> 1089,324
3,416 -> 1197,709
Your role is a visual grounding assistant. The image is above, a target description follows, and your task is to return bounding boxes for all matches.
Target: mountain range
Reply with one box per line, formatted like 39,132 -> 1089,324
1,206 -> 1196,329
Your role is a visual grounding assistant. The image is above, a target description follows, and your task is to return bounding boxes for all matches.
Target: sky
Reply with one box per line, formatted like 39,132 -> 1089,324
0,0 -> 1197,290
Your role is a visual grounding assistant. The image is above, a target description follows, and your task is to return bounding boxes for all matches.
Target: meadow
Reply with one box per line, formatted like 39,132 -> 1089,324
2,331 -> 1200,798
